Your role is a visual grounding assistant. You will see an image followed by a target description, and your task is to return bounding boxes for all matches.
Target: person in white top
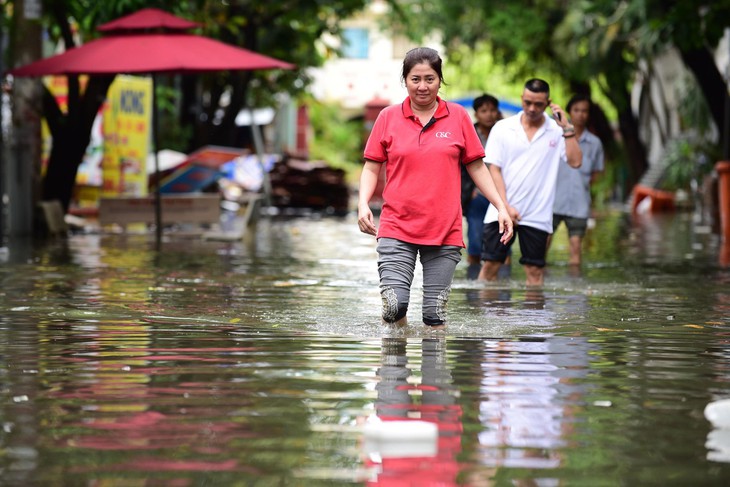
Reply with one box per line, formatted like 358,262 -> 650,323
478,79 -> 582,286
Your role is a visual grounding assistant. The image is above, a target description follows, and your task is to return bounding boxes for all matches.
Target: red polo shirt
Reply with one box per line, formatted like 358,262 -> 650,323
364,97 -> 485,247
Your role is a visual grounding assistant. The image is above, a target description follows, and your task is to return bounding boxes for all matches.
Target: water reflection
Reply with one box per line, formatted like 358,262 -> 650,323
365,334 -> 598,486
35,319 -> 270,478
485,337 -> 590,463
1,210 -> 730,485
365,338 -> 462,485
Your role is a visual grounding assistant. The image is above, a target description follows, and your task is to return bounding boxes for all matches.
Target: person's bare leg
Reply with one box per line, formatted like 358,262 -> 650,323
524,264 -> 544,286
568,264 -> 582,278
391,316 -> 407,327
568,235 -> 582,266
478,260 -> 502,281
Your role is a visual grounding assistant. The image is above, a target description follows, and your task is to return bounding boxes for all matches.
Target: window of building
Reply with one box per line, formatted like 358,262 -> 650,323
342,28 -> 369,59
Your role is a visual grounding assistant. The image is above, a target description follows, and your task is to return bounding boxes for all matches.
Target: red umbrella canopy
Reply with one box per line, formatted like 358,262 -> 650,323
97,7 -> 200,32
9,33 -> 295,77
9,7 -> 294,77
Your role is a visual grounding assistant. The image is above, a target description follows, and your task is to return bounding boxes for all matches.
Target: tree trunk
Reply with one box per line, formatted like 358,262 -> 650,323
209,71 -> 252,147
42,128 -> 88,212
679,46 -> 727,137
8,0 -> 43,236
602,55 -> 649,192
42,76 -> 114,212
180,74 -> 201,153
616,106 -> 649,189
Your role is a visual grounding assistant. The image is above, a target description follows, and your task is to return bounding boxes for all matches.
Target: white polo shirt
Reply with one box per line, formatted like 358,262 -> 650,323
483,112 -> 566,233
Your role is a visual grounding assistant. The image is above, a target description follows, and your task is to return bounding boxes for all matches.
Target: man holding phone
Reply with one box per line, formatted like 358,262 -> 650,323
478,78 -> 582,286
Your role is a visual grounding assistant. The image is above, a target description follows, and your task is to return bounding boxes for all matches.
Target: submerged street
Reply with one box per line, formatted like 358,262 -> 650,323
1,209 -> 729,485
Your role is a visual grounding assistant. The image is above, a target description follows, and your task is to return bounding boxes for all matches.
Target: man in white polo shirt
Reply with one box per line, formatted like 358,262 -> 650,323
478,78 -> 582,286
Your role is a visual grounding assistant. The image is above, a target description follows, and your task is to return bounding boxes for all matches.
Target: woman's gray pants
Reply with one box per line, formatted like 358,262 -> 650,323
376,237 -> 462,326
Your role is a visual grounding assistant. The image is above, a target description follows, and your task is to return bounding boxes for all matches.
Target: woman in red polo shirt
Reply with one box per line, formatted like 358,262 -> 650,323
358,47 -> 512,329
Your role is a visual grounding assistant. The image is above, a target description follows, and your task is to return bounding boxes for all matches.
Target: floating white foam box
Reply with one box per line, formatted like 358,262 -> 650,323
362,419 -> 438,459
705,399 -> 730,428
706,428 -> 730,463
704,399 -> 730,463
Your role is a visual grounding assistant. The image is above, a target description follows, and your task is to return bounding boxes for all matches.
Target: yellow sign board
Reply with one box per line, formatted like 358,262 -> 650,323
101,75 -> 153,196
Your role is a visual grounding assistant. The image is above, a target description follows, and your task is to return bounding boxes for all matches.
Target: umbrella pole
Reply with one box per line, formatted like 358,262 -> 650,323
152,74 -> 162,249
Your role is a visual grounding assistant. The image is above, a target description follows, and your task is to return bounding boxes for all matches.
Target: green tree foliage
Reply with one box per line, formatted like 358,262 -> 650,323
307,99 -> 364,182
391,0 -> 645,194
390,0 -> 730,193
12,0 -> 369,212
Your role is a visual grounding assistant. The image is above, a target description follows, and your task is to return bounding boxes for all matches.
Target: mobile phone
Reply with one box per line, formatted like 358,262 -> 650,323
553,110 -> 562,122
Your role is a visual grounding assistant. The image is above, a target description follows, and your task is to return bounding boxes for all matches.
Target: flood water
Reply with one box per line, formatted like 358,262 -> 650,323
1,209 -> 729,486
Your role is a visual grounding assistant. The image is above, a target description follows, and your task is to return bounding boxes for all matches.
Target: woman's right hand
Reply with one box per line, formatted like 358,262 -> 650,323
358,203 -> 377,236
497,208 -> 514,244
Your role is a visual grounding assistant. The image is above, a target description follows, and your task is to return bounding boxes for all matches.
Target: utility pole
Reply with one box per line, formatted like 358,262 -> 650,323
7,0 -> 42,238
0,5 -> 5,248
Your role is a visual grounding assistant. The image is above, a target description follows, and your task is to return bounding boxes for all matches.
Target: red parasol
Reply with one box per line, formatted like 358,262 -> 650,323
9,8 -> 295,244
9,33 -> 295,76
97,7 -> 200,32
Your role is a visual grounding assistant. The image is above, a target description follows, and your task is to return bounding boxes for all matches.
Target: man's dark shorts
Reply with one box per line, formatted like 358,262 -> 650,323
553,214 -> 588,237
481,222 -> 549,267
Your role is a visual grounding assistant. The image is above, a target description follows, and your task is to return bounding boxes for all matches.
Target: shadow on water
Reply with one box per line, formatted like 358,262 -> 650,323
1,209 -> 729,485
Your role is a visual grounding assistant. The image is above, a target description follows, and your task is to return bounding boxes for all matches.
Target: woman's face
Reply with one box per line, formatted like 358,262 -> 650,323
405,62 -> 440,108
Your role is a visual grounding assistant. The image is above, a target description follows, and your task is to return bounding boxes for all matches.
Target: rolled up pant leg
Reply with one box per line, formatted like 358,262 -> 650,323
377,238 -> 417,323
420,245 -> 462,325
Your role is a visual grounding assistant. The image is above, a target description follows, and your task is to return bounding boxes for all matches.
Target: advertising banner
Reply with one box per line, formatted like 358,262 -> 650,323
101,75 -> 153,196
